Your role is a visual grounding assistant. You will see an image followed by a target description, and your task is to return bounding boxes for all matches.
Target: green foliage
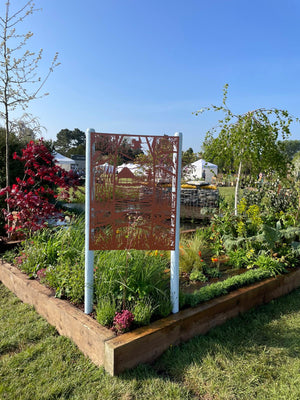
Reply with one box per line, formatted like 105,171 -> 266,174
189,268 -> 207,282
54,128 -> 85,157
132,297 -> 154,326
293,151 -> 300,179
94,249 -> 170,315
46,259 -> 85,304
195,84 -> 299,214
257,224 -> 282,251
242,182 -> 298,227
203,267 -> 221,278
181,147 -> 198,167
0,129 -> 24,188
278,139 -> 300,161
282,225 -> 300,242
179,235 -> 209,273
13,216 -> 171,322
255,254 -> 286,276
228,248 -> 255,269
15,217 -> 86,303
125,251 -> 170,301
197,84 -> 297,179
95,296 -> 117,327
16,229 -> 61,277
181,269 -> 272,308
291,241 -> 300,256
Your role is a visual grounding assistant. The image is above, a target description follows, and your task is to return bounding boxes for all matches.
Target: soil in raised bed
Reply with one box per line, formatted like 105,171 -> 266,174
0,237 -> 21,255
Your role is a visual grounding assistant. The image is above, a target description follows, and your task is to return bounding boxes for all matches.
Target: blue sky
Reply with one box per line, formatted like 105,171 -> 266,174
5,0 -> 300,151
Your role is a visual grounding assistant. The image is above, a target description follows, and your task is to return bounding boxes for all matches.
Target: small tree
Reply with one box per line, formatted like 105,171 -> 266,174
182,147 -> 198,167
0,139 -> 79,237
195,84 -> 299,215
0,0 -> 59,194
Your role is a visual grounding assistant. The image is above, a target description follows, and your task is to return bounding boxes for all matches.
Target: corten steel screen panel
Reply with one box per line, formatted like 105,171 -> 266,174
89,133 -> 180,250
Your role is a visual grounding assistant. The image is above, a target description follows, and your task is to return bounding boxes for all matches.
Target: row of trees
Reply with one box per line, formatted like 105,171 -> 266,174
53,128 -> 144,164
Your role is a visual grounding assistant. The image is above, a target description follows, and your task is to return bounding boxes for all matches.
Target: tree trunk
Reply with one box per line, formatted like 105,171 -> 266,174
234,161 -> 242,216
3,5 -> 10,212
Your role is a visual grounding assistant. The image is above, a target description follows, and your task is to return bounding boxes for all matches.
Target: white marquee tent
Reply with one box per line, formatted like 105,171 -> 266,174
53,152 -> 76,171
185,159 -> 218,183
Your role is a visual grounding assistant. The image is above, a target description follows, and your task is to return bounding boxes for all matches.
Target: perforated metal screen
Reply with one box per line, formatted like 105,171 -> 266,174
89,133 -> 180,250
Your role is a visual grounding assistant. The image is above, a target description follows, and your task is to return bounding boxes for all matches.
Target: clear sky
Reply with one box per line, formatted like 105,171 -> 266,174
4,0 -> 300,151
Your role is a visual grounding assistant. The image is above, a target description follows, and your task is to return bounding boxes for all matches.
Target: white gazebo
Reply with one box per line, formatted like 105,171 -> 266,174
53,152 -> 76,171
184,159 -> 218,183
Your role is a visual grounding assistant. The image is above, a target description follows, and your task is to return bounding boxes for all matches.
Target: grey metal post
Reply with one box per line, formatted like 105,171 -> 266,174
170,132 -> 182,313
84,128 -> 95,314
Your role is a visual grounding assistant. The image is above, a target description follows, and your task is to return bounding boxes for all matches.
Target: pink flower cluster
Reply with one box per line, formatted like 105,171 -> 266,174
36,268 -> 47,280
112,310 -> 134,334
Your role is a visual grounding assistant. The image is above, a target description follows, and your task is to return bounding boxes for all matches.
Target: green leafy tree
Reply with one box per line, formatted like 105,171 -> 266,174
0,0 -> 59,195
54,128 -> 86,157
195,84 -> 299,215
278,140 -> 300,161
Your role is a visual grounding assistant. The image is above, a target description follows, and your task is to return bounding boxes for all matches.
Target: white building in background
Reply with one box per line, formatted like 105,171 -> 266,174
71,155 -> 86,171
184,159 -> 218,183
53,152 -> 76,171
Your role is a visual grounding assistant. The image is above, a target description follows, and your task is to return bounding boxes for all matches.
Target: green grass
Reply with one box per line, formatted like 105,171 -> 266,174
1,282 -> 300,399
218,186 -> 243,202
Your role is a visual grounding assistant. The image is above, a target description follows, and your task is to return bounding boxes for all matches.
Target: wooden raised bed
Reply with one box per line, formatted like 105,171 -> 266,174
1,260 -> 300,376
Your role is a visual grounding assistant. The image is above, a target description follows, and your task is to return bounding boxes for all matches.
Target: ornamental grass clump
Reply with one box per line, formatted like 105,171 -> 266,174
96,297 -> 117,327
132,297 -> 154,326
179,234 -> 210,274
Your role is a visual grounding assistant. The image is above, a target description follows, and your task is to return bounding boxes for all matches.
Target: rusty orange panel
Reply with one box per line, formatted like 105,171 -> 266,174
89,133 -> 180,250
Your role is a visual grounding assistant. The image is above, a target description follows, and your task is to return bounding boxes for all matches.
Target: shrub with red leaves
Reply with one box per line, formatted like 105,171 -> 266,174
0,139 -> 79,236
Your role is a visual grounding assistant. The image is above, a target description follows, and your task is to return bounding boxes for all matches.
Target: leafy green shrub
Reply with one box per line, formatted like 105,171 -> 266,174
46,258 -> 85,303
255,254 -> 286,276
228,247 -> 256,269
243,183 -> 298,216
189,268 -> 207,282
14,217 -> 86,303
203,267 -> 221,279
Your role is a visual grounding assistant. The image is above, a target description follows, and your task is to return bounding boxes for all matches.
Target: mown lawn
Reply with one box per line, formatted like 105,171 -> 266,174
1,282 -> 300,400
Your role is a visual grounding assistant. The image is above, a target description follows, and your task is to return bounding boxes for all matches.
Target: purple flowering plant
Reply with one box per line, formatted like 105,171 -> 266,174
112,310 -> 134,334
